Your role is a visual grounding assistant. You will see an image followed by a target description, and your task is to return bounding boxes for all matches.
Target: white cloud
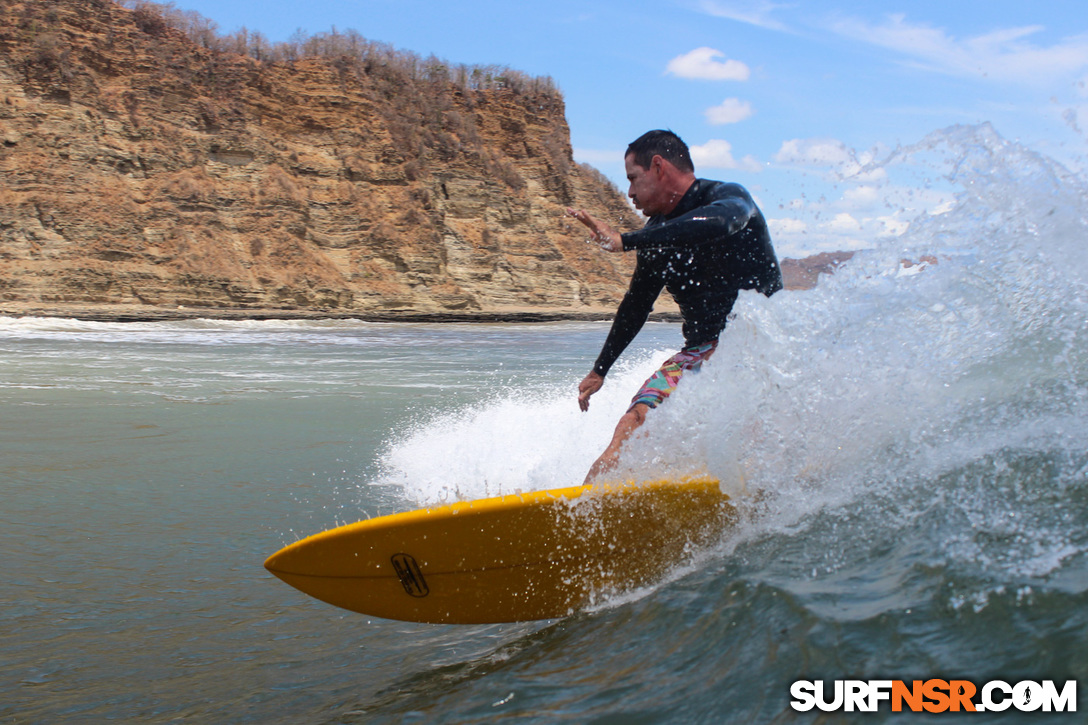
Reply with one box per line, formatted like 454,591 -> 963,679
774,137 -> 853,167
768,217 -> 807,235
831,14 -> 1088,85
690,139 -> 762,171
696,0 -> 791,32
827,212 -> 862,233
772,137 -> 890,181
877,216 -> 911,237
705,98 -> 754,125
666,47 -> 750,81
840,185 -> 881,209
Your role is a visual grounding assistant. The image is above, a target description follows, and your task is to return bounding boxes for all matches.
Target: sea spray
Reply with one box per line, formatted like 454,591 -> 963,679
374,349 -> 680,503
621,124 -> 1087,495
376,124 -> 1088,617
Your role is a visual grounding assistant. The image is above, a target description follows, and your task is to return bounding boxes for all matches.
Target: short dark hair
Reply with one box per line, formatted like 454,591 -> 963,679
626,129 -> 694,173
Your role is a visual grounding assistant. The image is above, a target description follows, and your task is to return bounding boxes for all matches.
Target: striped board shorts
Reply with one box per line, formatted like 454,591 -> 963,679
629,340 -> 718,411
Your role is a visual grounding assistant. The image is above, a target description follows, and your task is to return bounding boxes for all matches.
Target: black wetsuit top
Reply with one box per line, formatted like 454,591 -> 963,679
592,178 -> 783,377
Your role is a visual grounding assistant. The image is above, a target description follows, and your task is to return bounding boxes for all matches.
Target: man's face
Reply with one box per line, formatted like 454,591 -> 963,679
625,153 -> 664,216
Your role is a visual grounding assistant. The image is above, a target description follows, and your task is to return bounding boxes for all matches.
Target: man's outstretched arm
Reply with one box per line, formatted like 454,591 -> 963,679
566,208 -> 623,252
622,194 -> 756,251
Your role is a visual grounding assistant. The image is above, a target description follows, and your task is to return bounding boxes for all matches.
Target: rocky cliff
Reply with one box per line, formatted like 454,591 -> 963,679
0,0 -> 833,322
0,0 -> 652,320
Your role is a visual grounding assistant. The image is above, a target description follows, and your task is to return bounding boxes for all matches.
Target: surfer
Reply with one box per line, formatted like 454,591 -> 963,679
567,129 -> 782,482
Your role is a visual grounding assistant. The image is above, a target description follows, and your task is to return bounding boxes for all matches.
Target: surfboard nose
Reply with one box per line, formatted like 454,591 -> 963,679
263,547 -> 287,575
264,536 -> 322,578
264,537 -> 335,577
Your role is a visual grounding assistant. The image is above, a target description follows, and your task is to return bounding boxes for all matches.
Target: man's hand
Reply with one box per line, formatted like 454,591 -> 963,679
566,208 -> 623,252
578,371 -> 604,412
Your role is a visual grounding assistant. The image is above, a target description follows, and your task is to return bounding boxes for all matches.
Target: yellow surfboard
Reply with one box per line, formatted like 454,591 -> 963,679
265,476 -> 734,624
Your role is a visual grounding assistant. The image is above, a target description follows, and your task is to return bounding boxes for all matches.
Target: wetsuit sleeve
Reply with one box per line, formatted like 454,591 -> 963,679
592,259 -> 664,377
621,196 -> 755,251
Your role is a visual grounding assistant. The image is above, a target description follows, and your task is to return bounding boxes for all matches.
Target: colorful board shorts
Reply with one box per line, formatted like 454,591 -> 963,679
629,340 -> 718,411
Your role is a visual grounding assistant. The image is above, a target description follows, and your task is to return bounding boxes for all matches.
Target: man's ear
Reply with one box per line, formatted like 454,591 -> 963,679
650,154 -> 665,177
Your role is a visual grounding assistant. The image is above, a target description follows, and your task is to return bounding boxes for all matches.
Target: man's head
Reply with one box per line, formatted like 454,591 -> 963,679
625,129 -> 694,174
624,130 -> 697,216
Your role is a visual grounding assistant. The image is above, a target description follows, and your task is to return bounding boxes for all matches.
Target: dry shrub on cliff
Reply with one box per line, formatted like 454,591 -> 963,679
258,165 -> 305,204
121,0 -> 219,47
118,1 -> 560,100
479,152 -> 526,191
160,168 -> 217,202
173,226 -> 251,281
29,32 -> 69,70
18,30 -> 74,96
130,3 -> 170,36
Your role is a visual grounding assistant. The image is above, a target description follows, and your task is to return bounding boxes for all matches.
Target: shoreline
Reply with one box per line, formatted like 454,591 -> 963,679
0,303 -> 681,325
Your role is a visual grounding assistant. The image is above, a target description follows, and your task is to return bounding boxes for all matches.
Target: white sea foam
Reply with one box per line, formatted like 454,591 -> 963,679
378,124 -> 1088,594
375,350 -> 674,502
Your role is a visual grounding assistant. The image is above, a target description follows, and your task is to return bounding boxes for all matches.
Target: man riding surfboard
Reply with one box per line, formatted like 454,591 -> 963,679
567,129 -> 782,482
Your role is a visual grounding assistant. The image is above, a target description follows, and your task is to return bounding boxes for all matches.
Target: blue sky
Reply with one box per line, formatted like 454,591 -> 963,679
167,0 -> 1088,256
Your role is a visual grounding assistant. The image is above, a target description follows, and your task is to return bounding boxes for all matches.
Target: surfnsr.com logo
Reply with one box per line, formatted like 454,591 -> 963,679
790,679 -> 1077,713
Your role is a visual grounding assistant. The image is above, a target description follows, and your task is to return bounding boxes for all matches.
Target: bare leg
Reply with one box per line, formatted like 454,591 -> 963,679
584,403 -> 650,484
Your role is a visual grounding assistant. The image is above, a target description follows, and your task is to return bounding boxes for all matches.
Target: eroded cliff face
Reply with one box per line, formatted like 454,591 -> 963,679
0,0 -> 645,318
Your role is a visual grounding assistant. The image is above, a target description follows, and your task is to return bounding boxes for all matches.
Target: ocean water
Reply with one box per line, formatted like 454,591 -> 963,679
2,124 -> 1087,723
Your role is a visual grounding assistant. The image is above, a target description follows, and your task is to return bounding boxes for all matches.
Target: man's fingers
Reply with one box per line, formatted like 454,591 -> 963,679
578,371 -> 604,412
567,207 -> 598,231
566,208 -> 621,251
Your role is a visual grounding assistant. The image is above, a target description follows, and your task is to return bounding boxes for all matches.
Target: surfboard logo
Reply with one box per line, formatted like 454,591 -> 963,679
390,553 -> 429,597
